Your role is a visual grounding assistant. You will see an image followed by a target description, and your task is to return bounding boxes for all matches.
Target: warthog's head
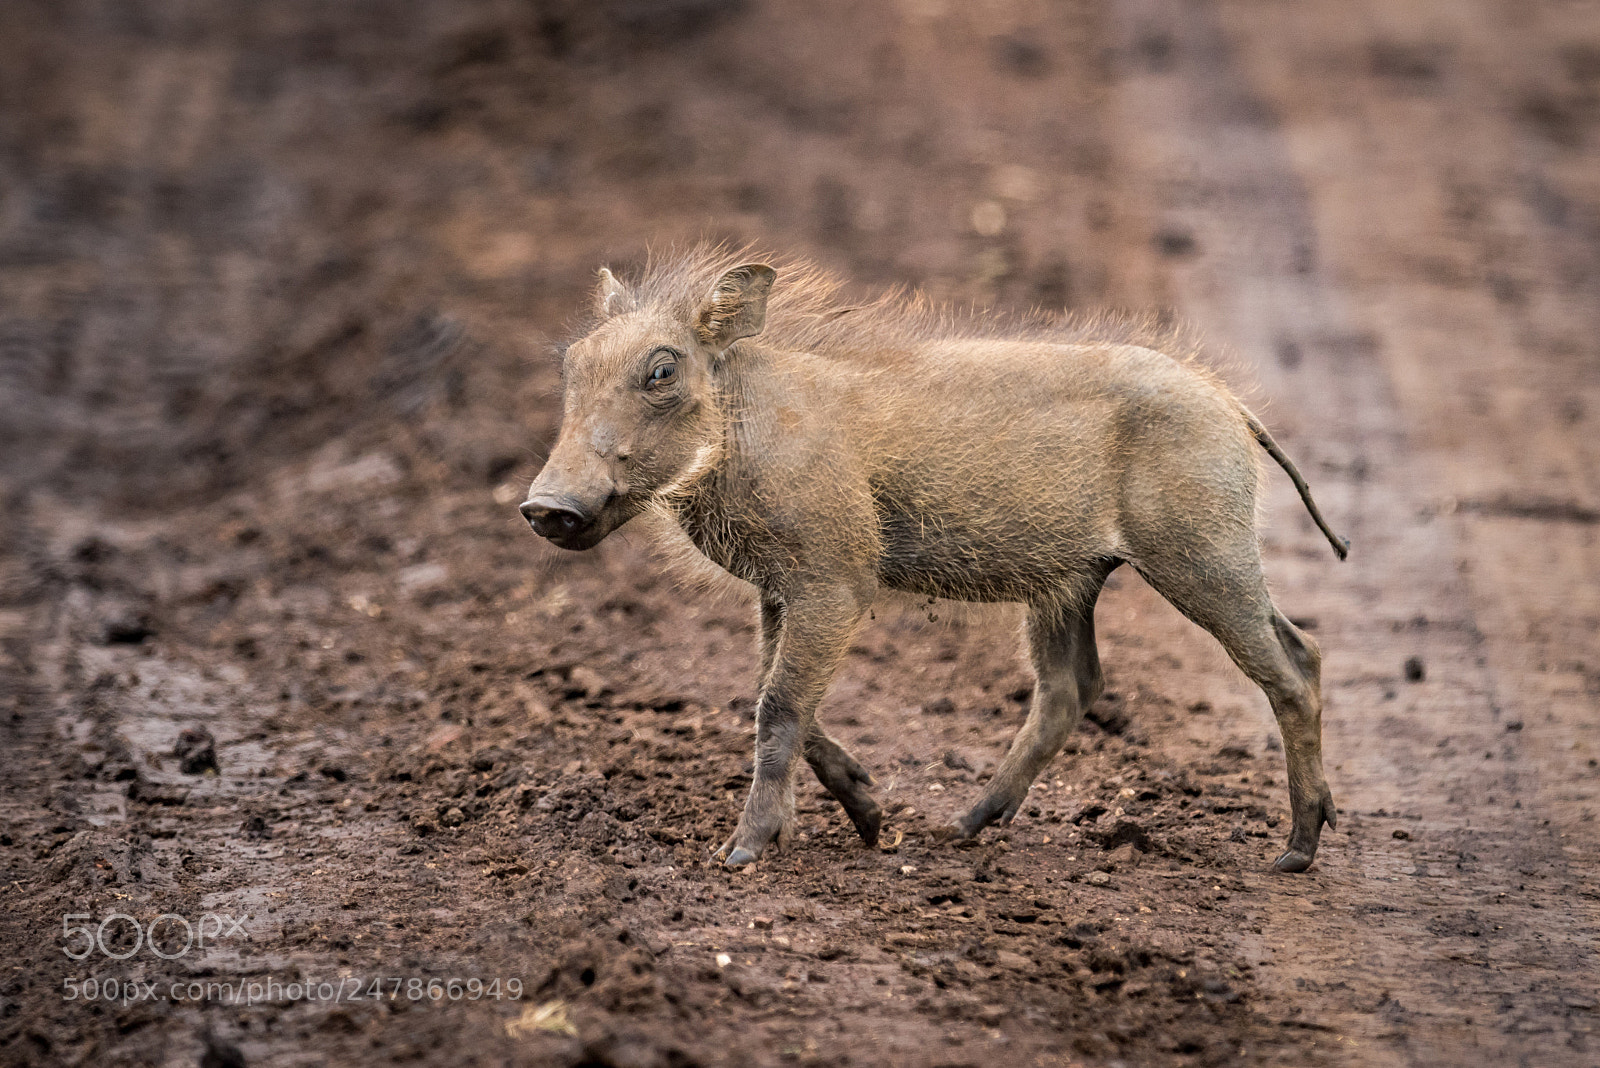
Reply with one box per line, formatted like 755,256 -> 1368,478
520,261 -> 775,550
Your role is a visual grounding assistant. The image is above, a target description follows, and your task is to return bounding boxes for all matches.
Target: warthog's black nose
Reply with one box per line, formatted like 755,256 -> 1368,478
519,496 -> 594,543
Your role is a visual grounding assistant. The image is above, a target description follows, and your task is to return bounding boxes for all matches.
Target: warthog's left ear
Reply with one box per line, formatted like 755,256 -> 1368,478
696,264 -> 776,354
595,267 -> 634,319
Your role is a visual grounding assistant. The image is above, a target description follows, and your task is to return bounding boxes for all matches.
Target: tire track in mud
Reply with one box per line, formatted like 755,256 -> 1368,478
1105,0 -> 1599,1062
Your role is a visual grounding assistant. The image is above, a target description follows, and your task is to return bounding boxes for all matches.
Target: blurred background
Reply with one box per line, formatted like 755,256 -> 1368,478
2,0 -> 1154,508
2,1 -> 1597,1066
2,0 -> 1595,508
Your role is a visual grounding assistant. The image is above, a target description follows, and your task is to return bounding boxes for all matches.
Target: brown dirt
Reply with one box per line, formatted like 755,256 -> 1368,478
1,1 -> 1597,1066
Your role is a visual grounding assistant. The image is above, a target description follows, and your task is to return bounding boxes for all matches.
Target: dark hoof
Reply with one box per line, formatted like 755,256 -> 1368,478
951,798 -> 1013,841
847,802 -> 882,848
1272,849 -> 1314,874
936,813 -> 992,842
723,846 -> 758,868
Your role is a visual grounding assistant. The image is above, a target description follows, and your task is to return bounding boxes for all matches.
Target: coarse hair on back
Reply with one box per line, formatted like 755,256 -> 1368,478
588,241 -> 1236,387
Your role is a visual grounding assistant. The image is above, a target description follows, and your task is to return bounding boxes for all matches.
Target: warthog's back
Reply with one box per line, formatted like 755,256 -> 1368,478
742,337 -> 1258,605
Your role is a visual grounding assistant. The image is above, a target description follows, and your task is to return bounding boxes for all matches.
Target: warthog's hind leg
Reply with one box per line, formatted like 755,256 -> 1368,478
1136,555 -> 1337,873
954,594 -> 1105,839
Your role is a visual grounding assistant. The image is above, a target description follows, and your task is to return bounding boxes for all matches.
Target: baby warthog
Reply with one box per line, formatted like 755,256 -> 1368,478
521,248 -> 1348,873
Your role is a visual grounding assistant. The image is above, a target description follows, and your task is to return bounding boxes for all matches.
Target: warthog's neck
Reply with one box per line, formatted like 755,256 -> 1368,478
655,474 -> 770,588
649,393 -> 772,586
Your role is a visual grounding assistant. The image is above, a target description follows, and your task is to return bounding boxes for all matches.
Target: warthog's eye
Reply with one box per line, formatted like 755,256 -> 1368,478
644,349 -> 680,391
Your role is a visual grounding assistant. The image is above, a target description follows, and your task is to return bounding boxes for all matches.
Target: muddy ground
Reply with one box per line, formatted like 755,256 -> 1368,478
1,0 -> 1597,1065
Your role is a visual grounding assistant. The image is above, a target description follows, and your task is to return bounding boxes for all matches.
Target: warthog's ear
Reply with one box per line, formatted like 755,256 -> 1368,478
595,267 -> 634,318
696,264 -> 776,354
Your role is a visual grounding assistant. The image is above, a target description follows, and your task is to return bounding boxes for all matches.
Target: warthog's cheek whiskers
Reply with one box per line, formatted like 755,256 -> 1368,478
652,440 -> 724,502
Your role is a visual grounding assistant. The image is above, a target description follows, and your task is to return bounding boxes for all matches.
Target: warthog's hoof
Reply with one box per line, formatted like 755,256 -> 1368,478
1272,849 -> 1315,873
1273,790 -> 1336,873
946,796 -> 1018,841
846,801 -> 883,848
712,815 -> 793,869
721,846 -> 759,868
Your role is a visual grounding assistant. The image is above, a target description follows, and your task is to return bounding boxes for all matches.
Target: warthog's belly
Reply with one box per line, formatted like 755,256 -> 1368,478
873,506 -> 1113,606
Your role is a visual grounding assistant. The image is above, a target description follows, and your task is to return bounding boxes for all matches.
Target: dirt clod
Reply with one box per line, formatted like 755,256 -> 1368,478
1086,691 -> 1131,735
1090,819 -> 1156,854
173,727 -> 219,774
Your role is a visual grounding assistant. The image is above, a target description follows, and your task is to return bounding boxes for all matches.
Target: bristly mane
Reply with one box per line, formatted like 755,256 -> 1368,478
588,242 -> 1214,370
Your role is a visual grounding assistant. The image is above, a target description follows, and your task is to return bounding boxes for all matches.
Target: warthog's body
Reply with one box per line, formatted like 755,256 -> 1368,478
522,248 -> 1347,873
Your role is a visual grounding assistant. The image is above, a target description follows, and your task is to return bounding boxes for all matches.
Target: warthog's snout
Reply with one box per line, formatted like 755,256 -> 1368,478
519,496 -> 597,549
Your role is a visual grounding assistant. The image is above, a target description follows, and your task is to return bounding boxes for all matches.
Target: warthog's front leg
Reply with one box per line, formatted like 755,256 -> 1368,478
754,592 -> 882,847
715,580 -> 872,867
803,729 -> 880,846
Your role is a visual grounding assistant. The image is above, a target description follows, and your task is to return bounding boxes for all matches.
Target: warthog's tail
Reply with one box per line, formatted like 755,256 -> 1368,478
1243,409 -> 1351,561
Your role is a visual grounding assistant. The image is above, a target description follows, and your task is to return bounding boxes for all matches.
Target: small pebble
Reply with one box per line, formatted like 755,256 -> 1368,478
1087,871 -> 1112,886
1404,656 -> 1426,682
